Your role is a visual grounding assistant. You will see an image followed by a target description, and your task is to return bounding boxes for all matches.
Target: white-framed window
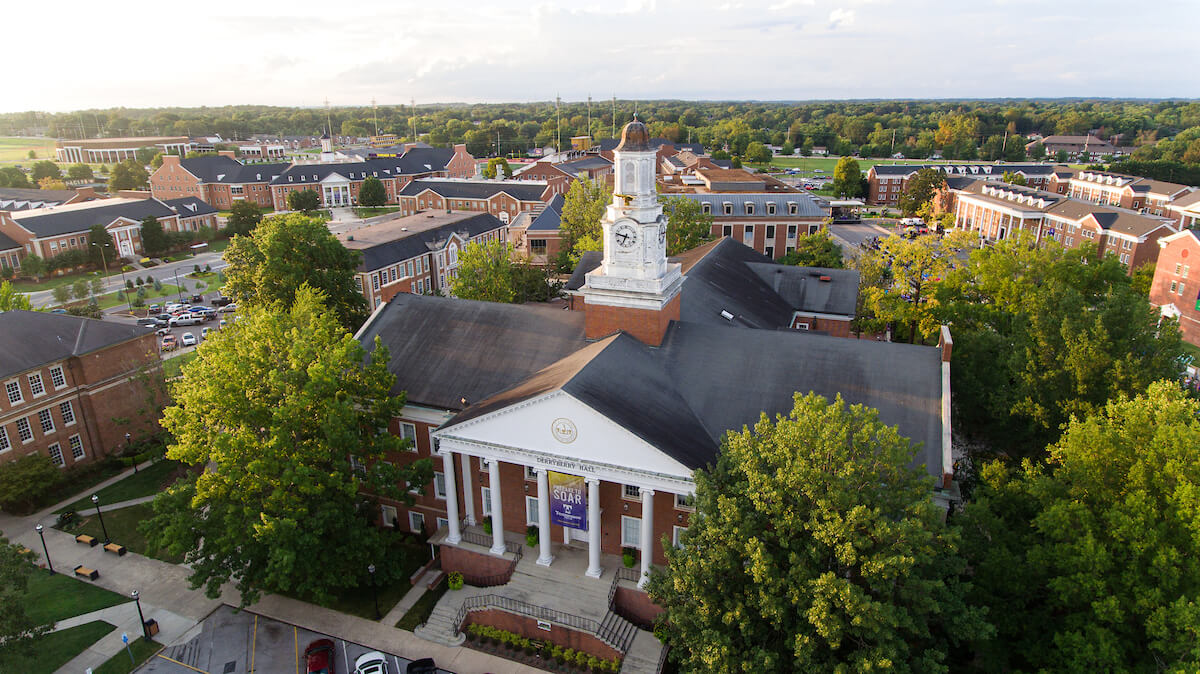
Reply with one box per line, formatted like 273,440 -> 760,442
38,408 -> 54,434
623,484 -> 641,501
0,427 -> 9,453
481,486 -> 492,516
381,504 -> 398,528
49,365 -> 66,389
350,454 -> 365,474
1180,283 -> 1187,296
59,401 -> 75,426
47,442 -> 64,467
409,511 -> 426,534
621,515 -> 642,548
525,466 -> 537,480
1171,280 -> 1178,293
5,379 -> 22,405
525,496 -> 539,526
480,457 -> 490,469
399,421 -> 417,450
787,224 -> 797,238
16,417 -> 33,443
672,526 -> 688,548
28,373 -> 45,397
434,471 -> 447,499
675,493 -> 695,510
436,517 -> 449,531
426,427 -> 437,454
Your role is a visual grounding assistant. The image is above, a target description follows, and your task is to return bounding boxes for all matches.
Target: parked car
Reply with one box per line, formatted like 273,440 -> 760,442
138,318 -> 167,329
353,652 -> 388,674
180,332 -> 197,347
50,308 -> 68,314
218,303 -> 237,313
155,327 -> 171,337
187,306 -> 210,314
149,303 -> 162,312
154,313 -> 172,322
201,327 -> 213,339
190,293 -> 204,303
304,639 -> 335,674
211,296 -> 233,307
165,303 -> 187,313
160,335 -> 178,351
218,319 -> 228,328
169,314 -> 202,327
406,658 -> 436,674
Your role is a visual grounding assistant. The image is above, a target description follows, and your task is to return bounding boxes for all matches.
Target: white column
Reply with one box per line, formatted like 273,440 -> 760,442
638,489 -> 654,588
536,469 -> 553,566
488,459 -> 505,555
460,454 -> 476,526
585,478 -> 602,578
440,451 -> 461,545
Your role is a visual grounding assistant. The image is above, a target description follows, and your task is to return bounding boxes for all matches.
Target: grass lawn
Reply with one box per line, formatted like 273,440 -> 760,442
748,156 -> 1037,175
23,566 -> 130,625
354,206 -> 400,217
57,460 -> 186,514
89,284 -> 181,311
185,271 -> 219,283
0,136 -> 58,165
60,503 -> 185,564
0,620 -> 116,674
93,636 -> 162,674
13,461 -> 129,514
1180,340 -> 1200,365
396,577 -> 448,631
162,350 -> 200,379
10,269 -> 113,294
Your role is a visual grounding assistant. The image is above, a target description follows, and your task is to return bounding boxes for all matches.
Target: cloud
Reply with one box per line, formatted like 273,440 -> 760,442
828,7 -> 855,28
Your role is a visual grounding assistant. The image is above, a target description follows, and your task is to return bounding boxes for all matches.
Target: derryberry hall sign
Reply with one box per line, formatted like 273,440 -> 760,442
548,471 -> 587,530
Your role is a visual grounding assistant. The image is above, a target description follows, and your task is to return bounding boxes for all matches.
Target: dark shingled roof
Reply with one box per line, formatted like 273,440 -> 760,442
161,197 -> 218,217
658,321 -> 944,477
11,199 -> 177,238
0,230 -> 19,251
527,193 -> 565,232
564,250 -> 603,291
398,179 -> 548,202
870,163 -> 1059,177
0,311 -> 151,379
676,238 -> 796,329
444,334 -> 718,469
746,264 -> 858,317
0,187 -> 85,211
357,294 -> 588,409
354,213 -> 505,271
179,156 -> 289,184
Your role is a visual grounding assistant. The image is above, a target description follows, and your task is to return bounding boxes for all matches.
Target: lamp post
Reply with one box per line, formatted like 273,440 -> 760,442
35,524 -> 54,575
368,564 -> 380,620
173,269 -> 183,303
132,590 -> 150,640
90,241 -> 111,287
91,494 -> 110,545
126,433 -> 136,474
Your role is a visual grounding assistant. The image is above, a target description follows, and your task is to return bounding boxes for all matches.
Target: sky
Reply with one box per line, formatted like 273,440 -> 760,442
8,0 -> 1199,113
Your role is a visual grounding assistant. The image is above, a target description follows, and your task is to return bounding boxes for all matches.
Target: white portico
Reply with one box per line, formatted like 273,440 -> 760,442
433,386 -> 696,588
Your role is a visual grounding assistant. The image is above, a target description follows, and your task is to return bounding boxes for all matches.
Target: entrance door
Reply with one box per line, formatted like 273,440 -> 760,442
118,238 -> 134,258
563,509 -> 599,544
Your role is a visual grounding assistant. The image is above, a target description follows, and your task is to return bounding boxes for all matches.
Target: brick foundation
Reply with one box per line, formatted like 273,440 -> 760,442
613,586 -> 663,628
440,543 -> 513,581
583,292 -> 681,346
464,609 -> 621,661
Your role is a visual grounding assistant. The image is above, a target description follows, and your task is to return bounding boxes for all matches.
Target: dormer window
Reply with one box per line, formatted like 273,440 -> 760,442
766,202 -> 776,215
723,202 -> 732,215
788,202 -> 798,215
701,203 -> 712,215
745,203 -> 755,215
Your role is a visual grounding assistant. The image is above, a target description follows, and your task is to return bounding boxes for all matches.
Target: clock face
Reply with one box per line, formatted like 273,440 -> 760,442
614,223 -> 638,249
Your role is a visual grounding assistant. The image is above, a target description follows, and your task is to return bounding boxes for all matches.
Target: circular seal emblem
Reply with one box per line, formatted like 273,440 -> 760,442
551,418 -> 578,444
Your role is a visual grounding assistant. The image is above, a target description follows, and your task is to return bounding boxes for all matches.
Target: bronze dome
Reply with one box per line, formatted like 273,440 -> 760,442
615,118 -> 652,152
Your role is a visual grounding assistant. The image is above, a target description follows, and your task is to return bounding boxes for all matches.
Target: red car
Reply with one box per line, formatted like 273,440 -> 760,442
305,639 -> 336,674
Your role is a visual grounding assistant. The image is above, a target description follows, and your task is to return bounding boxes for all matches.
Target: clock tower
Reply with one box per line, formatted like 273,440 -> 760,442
581,118 -> 683,346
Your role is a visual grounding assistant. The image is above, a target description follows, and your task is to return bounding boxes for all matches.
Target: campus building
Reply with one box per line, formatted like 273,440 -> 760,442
0,187 -> 100,213
509,194 -> 566,266
1026,135 -> 1130,162
866,163 -> 1061,206
396,179 -> 552,223
0,312 -> 162,468
338,211 -> 509,310
1149,230 -> 1200,347
54,136 -> 191,164
355,122 -> 951,650
1062,170 -> 1194,216
150,154 -> 288,210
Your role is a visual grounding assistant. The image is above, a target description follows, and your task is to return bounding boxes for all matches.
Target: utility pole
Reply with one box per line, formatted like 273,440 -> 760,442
555,94 -> 561,153
587,94 -> 592,140
324,98 -> 332,140
612,95 -> 616,139
372,97 -> 379,136
891,129 -> 896,154
411,98 -> 416,142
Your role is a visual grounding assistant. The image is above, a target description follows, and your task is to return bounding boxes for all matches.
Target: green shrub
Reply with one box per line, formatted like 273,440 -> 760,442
483,515 -> 492,535
447,571 -> 464,590
525,524 -> 539,547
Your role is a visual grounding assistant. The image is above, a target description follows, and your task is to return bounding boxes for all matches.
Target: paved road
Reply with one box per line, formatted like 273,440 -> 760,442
830,221 -> 895,248
28,250 -> 229,309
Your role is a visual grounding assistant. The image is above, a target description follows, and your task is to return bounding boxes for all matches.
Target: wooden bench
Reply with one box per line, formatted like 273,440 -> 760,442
103,543 -> 126,556
73,565 -> 99,580
75,534 -> 98,547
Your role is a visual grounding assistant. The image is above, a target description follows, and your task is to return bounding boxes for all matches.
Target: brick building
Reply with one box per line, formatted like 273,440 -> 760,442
510,194 -> 565,266
951,180 -> 1177,271
353,121 -> 948,632
269,145 -> 476,210
396,179 -> 551,223
55,136 -> 192,164
1064,170 -> 1194,216
1149,230 -> 1200,347
0,312 -> 163,468
1026,135 -> 1130,162
514,156 -> 614,197
0,187 -> 100,213
866,163 -> 1061,206
1166,191 -> 1200,229
150,154 -> 288,210
338,211 -> 509,310
0,197 -> 217,265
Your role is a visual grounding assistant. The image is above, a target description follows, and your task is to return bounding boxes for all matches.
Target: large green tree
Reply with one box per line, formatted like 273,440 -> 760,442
287,188 -> 320,213
19,254 -> 45,282
223,213 -> 367,330
0,453 -> 60,513
451,240 -> 561,303
357,177 -> 386,207
831,156 -> 865,198
661,196 -> 714,255
935,238 -> 1184,456
224,200 -> 263,237
67,163 -> 94,181
897,168 -> 946,217
779,226 -> 843,268
0,280 -> 32,311
960,381 -> 1200,672
30,160 -> 61,182
558,177 -> 610,264
87,224 -> 116,266
0,537 -> 49,658
141,287 -> 432,605
649,393 -> 990,672
108,159 -> 148,191
0,167 -> 31,188
140,216 -> 168,257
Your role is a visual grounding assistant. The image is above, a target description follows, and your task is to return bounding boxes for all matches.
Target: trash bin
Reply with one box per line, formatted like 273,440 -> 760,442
144,619 -> 159,637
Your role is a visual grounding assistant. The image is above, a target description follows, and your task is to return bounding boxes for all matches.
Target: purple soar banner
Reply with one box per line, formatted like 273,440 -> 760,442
548,471 -> 587,530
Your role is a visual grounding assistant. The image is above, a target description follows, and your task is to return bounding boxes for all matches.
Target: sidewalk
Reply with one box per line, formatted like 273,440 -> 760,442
1,463 -> 542,674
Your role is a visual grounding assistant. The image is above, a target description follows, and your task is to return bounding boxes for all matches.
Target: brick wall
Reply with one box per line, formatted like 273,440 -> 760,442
1151,235 -> 1200,346
464,609 -> 621,661
613,586 -> 663,627
439,545 -> 513,579
584,293 -> 681,347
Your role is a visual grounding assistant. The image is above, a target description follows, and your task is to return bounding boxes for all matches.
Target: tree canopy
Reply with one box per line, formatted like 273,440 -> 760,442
451,240 -> 562,303
140,216 -> 168,257
224,200 -> 263,237
661,195 -> 714,255
831,156 -> 865,197
358,177 -> 386,207
0,167 -> 32,188
482,157 -> 513,179
67,163 -> 93,181
0,281 -> 32,311
557,177 -> 610,268
286,188 -> 320,213
142,286 -> 432,605
0,537 -> 49,659
223,213 -> 367,331
779,226 -> 844,268
897,167 -> 946,217
107,159 -> 149,191
648,392 -> 990,672
959,381 -> 1200,672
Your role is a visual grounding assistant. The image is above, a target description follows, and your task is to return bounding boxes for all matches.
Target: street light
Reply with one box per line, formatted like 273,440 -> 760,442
91,494 -> 110,545
368,563 -> 380,620
173,269 -> 183,303
35,524 -> 54,575
90,241 -> 111,284
132,590 -> 150,641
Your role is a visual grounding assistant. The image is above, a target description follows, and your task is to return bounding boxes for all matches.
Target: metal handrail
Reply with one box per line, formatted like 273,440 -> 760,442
456,593 -> 635,655
459,529 -> 493,548
655,645 -> 670,673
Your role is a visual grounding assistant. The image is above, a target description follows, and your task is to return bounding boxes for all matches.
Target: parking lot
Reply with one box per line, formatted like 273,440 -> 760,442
138,605 -> 451,674
116,288 -> 236,360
